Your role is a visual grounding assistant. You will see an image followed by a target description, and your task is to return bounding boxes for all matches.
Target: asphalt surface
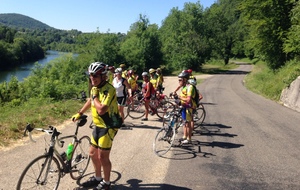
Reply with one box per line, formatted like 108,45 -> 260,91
1,64 -> 300,190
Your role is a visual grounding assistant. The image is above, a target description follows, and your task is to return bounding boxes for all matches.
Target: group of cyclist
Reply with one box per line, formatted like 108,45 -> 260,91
71,61 -> 200,189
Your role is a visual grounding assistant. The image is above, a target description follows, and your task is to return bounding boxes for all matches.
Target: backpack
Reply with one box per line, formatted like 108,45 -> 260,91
191,85 -> 201,107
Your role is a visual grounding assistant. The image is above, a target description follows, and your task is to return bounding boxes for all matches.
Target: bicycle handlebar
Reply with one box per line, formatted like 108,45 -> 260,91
24,115 -> 88,143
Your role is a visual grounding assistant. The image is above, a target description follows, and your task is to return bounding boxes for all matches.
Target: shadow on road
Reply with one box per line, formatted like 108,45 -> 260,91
74,172 -> 191,190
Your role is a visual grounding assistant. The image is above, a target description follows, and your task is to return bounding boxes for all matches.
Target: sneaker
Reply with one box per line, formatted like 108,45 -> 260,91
182,139 -> 191,144
93,181 -> 111,190
121,123 -> 126,128
178,137 -> 187,142
141,118 -> 148,121
82,176 -> 102,188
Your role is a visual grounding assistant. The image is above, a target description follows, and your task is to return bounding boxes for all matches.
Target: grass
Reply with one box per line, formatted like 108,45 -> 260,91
0,98 -> 83,147
245,59 -> 300,101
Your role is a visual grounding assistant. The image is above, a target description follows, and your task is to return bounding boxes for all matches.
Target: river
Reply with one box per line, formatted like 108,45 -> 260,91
0,50 -> 67,83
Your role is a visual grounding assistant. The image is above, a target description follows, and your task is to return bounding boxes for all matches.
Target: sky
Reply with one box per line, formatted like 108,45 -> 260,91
0,0 -> 216,34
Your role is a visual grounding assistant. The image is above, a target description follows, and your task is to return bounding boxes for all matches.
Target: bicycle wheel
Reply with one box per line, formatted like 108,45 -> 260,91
153,125 -> 176,157
70,136 -> 91,180
193,105 -> 206,130
17,155 -> 61,190
127,100 -> 145,119
156,101 -> 175,119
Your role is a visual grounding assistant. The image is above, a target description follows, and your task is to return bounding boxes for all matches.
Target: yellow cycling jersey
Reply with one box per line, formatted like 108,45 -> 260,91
157,74 -> 164,85
180,85 -> 196,108
91,82 -> 119,128
107,71 -> 114,84
128,76 -> 137,91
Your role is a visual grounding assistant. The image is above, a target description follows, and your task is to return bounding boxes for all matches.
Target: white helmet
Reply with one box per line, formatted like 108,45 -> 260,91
188,78 -> 197,86
142,72 -> 149,77
88,62 -> 107,75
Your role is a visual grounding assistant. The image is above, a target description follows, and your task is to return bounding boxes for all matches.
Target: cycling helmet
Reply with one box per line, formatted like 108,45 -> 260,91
120,63 -> 126,68
149,68 -> 156,74
142,72 -> 149,77
188,78 -> 197,86
114,68 -> 122,73
187,69 -> 193,73
178,71 -> 190,79
88,62 -> 107,75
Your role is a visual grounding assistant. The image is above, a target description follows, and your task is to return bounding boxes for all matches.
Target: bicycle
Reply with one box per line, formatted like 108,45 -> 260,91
192,102 -> 206,130
17,115 -> 91,190
168,93 -> 206,130
127,93 -> 175,119
153,105 -> 185,156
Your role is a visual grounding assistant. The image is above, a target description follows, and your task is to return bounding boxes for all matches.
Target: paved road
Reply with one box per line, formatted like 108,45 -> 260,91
1,64 -> 300,189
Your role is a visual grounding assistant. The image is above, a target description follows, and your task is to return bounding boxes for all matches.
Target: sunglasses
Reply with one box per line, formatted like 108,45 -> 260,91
178,79 -> 183,82
89,74 -> 101,78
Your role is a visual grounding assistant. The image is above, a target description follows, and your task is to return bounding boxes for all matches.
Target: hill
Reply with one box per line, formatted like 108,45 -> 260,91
0,13 -> 54,30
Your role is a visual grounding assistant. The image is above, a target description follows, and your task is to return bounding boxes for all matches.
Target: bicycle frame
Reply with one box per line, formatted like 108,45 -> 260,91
17,115 -> 90,189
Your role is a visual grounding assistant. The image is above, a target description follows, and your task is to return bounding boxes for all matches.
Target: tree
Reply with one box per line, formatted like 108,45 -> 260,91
240,0 -> 294,70
204,0 -> 244,65
159,2 -> 207,71
120,14 -> 162,73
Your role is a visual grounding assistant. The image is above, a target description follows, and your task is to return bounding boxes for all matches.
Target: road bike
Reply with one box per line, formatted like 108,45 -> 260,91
193,103 -> 206,130
127,93 -> 175,119
16,115 -> 91,190
168,93 -> 206,129
153,105 -> 185,156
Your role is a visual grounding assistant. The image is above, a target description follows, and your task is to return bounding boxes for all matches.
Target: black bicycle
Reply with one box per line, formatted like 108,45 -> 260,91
16,115 -> 91,190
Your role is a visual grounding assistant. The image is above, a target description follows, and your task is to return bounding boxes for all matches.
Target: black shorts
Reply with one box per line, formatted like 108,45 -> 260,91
117,96 -> 127,106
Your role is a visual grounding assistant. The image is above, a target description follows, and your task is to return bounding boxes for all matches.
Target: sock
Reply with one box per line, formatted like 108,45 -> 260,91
95,176 -> 102,181
103,180 -> 110,185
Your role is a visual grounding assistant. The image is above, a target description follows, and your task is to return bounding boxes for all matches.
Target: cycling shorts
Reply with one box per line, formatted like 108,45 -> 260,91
181,107 -> 193,122
91,127 -> 118,150
117,96 -> 127,106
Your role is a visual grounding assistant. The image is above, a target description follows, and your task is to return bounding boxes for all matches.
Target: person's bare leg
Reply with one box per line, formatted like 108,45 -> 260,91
90,146 -> 102,178
99,149 -> 111,182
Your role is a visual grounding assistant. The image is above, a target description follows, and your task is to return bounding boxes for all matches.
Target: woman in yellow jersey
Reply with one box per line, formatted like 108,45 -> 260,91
71,62 -> 121,189
156,68 -> 164,94
127,70 -> 138,94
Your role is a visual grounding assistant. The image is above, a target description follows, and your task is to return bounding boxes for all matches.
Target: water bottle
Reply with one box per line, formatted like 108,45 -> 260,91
66,143 -> 74,161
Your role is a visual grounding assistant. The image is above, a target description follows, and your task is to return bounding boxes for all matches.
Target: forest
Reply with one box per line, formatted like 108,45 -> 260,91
1,0 -> 300,105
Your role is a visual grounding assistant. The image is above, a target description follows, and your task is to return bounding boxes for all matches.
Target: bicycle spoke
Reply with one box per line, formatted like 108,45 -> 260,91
153,126 -> 176,157
17,155 -> 61,190
70,136 -> 91,180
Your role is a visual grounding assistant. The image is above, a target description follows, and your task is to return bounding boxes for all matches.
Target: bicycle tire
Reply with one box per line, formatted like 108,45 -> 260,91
127,100 -> 145,119
193,105 -> 206,130
70,136 -> 91,180
17,155 -> 61,190
153,125 -> 176,157
156,101 -> 175,119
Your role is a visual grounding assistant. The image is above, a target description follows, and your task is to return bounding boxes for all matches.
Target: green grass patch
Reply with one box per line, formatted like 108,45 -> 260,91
0,98 -> 84,147
245,59 -> 300,101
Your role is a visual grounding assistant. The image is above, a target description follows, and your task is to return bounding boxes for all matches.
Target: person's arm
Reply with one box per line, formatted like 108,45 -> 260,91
124,79 -> 132,97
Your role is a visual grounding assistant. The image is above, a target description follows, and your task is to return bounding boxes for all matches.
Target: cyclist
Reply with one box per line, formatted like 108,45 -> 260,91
156,68 -> 164,94
187,69 -> 196,81
113,68 -> 132,127
149,68 -> 158,90
176,71 -> 196,144
107,65 -> 115,84
127,69 -> 138,95
120,63 -> 127,79
141,71 -> 155,121
72,62 -> 121,190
